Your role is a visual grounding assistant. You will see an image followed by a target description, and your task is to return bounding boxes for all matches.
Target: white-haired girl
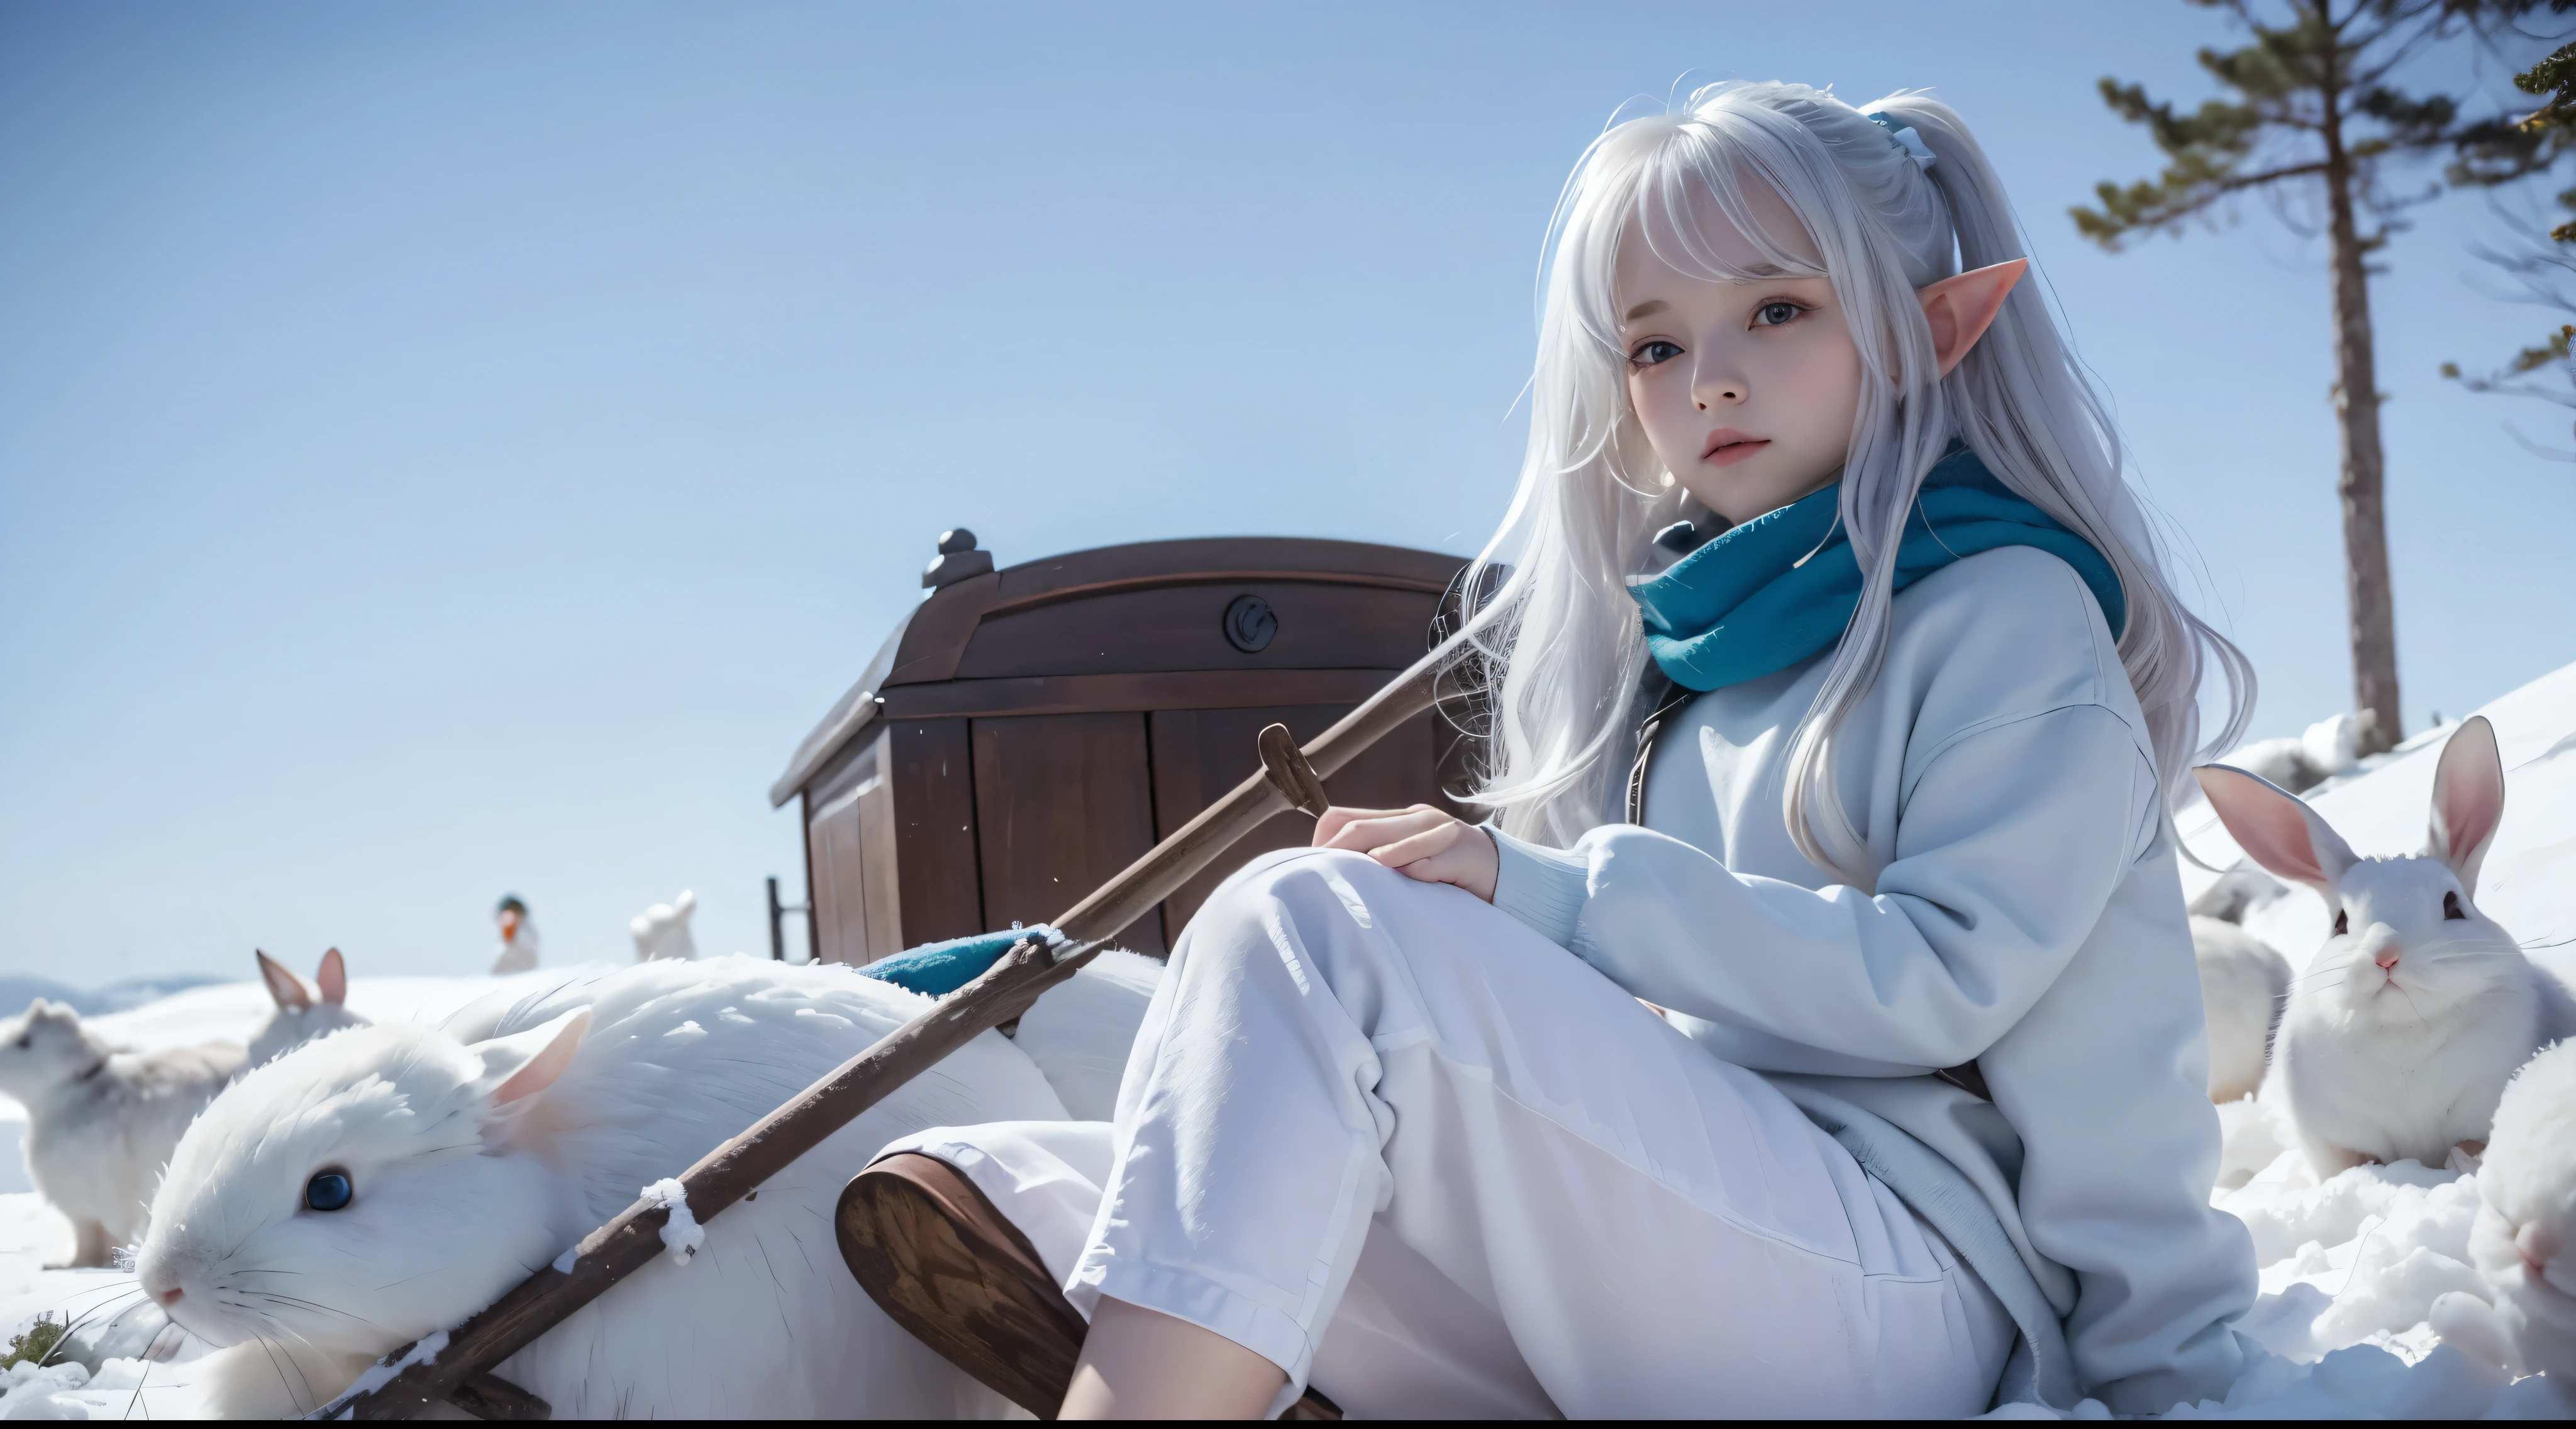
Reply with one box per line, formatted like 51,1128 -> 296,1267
860,81 -> 2262,1418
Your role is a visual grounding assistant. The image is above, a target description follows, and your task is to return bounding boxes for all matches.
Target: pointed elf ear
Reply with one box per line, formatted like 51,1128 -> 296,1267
1918,259 -> 2028,377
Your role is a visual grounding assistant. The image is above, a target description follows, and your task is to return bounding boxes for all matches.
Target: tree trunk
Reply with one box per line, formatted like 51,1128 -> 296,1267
2320,98 -> 2404,757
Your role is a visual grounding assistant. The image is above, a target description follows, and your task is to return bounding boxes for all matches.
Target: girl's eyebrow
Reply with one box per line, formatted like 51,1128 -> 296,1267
1623,299 -> 1670,323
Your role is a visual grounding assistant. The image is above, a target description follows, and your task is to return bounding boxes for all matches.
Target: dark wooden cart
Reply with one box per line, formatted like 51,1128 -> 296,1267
770,531 -> 1475,962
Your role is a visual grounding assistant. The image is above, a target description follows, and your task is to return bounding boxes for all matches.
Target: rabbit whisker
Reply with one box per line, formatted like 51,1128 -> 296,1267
240,1291 -> 369,1325
252,1332 -> 316,1417
2289,960 -> 2362,989
45,1288 -> 152,1366
121,1321 -> 183,1421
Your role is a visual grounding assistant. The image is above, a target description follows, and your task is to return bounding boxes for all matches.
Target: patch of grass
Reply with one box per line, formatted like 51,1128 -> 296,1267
2,1316 -> 64,1369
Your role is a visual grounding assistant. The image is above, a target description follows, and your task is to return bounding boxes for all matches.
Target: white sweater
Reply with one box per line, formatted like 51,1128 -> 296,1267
1489,545 -> 2257,1414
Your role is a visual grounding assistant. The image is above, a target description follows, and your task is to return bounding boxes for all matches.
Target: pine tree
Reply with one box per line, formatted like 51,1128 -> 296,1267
2075,0 -> 2542,757
2441,38 -> 2576,448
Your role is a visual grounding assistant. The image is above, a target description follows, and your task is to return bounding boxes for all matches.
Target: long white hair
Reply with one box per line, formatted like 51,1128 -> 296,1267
1459,81 -> 2253,877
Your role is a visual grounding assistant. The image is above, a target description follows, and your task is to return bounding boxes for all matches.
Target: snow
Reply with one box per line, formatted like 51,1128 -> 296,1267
0,665 -> 2564,1417
336,1328 -> 447,1401
641,1177 -> 702,1265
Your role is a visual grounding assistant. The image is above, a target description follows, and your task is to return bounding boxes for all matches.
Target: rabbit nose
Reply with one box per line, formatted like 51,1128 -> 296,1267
2373,945 -> 2402,970
2519,1223 -> 2557,1276
152,1286 -> 180,1306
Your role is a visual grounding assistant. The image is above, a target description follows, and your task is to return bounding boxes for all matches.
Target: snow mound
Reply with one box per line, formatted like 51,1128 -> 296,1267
1981,1141 -> 2572,1418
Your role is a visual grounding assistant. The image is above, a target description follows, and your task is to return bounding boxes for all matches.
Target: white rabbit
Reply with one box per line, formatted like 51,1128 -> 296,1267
134,955 -> 1067,1418
2197,716 -> 2552,1176
2187,859 -> 2291,925
629,889 -> 699,961
2191,915 -> 2289,1103
2463,1037 -> 2576,1379
246,947 -> 367,1067
2218,711 -> 2369,796
0,999 -> 243,1267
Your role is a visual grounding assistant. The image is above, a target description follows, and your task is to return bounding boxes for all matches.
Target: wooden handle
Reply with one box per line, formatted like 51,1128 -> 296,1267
1257,723 -> 1331,818
314,632 -> 1464,1420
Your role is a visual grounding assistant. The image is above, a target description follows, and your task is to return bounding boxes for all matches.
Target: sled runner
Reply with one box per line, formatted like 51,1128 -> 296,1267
314,533 -> 1480,1420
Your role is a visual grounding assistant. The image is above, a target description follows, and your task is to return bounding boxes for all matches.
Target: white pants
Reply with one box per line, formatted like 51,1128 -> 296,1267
894,849 -> 2014,1418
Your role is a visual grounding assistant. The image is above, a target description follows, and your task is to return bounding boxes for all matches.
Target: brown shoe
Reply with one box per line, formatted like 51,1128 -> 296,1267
836,1154 -> 1343,1420
839,1152 -> 1085,1416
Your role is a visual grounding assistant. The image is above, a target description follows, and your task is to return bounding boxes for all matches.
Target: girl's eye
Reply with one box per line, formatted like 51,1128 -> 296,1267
1753,301 -> 1803,328
2333,908 -> 2349,937
2445,891 -> 2467,921
1629,340 -> 1683,367
305,1170 -> 353,1212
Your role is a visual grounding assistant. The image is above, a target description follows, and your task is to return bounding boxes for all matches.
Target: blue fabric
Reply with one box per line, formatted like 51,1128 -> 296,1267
859,926 -> 1055,998
1627,445 -> 2127,692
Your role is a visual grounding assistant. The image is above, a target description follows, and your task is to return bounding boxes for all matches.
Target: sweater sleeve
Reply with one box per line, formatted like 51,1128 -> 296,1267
1548,703 -> 2157,1070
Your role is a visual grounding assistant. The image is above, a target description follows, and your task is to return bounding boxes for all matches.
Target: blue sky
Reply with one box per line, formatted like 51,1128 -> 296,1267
4,1 -> 2572,980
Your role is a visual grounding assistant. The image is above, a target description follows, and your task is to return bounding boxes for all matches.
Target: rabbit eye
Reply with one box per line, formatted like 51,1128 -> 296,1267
2445,891 -> 2467,921
2333,908 -> 2349,937
304,1170 -> 353,1212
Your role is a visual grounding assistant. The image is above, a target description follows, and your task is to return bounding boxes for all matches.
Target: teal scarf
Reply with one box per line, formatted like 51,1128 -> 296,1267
1629,445 -> 2126,692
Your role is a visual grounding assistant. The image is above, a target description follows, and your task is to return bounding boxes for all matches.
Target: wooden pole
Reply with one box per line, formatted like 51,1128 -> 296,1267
313,638 -> 1460,1420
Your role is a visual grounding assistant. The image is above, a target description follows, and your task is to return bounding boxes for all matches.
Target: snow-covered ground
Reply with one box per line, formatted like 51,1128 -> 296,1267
0,664 -> 2568,1418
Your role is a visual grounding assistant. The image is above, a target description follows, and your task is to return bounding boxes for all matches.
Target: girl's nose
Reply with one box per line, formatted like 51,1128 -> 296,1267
1692,359 -> 1745,411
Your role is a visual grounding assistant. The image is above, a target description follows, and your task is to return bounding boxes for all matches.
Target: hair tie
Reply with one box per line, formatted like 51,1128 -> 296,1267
1865,111 -> 1937,171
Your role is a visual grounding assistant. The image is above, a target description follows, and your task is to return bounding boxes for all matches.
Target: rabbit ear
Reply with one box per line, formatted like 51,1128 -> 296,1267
2429,716 -> 2507,897
316,948 -> 348,1006
471,1008 -> 590,1112
2194,764 -> 2358,891
256,950 -> 313,1011
675,890 -> 696,916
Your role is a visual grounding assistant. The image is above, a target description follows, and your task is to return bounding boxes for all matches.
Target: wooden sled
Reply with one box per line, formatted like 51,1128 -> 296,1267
313,533 -> 1480,1419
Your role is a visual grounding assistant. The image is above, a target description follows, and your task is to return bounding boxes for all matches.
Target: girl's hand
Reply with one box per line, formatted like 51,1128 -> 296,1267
1311,804 -> 1499,903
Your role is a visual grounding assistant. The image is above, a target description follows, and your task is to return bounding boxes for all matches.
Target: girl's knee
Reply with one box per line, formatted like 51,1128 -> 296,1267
1183,848 -> 1408,959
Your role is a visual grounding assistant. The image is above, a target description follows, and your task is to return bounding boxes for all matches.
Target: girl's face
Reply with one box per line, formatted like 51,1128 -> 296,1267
1616,180 -> 1862,528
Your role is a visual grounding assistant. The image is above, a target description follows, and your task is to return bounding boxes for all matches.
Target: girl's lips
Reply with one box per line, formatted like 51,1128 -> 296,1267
1702,436 -> 1770,468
